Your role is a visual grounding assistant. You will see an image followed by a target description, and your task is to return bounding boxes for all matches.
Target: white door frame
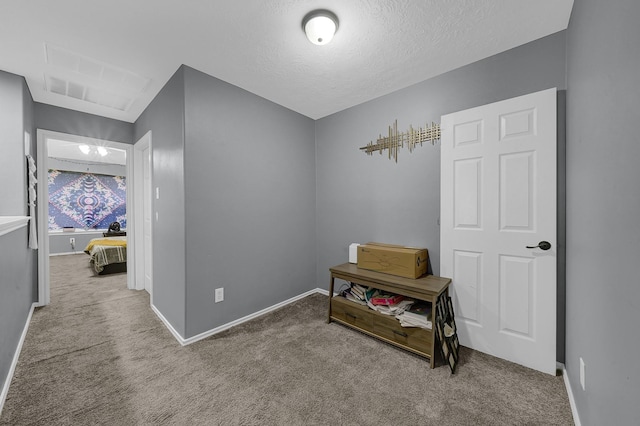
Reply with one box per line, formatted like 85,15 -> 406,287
36,130 -> 135,306
133,131 -> 152,297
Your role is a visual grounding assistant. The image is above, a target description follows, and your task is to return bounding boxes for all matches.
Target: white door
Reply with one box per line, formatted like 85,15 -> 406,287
440,88 -> 557,375
143,144 -> 152,294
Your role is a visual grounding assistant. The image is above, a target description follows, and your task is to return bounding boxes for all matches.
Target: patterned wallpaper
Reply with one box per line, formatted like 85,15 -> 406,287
48,170 -> 126,231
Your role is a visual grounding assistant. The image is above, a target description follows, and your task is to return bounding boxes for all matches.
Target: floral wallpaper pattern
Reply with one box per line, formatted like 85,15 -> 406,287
48,170 -> 126,230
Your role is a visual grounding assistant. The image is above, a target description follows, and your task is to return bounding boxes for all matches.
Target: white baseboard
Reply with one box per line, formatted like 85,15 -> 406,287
49,251 -> 84,257
560,363 -> 582,426
150,303 -> 187,345
315,288 -> 330,296
0,302 -> 36,416
151,288 -> 327,347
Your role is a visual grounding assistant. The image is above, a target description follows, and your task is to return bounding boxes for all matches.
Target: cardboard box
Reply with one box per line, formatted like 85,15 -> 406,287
357,242 -> 428,279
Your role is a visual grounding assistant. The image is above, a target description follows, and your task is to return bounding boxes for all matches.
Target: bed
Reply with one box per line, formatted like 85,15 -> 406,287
84,236 -> 127,275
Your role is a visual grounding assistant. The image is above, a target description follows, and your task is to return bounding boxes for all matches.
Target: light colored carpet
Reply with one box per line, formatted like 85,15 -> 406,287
1,254 -> 574,425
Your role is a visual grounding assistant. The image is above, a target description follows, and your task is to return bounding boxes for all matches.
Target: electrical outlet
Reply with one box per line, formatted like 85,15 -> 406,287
215,288 -> 224,303
580,357 -> 586,391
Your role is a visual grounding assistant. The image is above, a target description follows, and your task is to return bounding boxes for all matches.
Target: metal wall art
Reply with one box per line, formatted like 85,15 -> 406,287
360,120 -> 440,162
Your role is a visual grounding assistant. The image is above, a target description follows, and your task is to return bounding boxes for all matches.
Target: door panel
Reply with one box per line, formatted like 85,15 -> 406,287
454,158 -> 482,229
499,151 -> 534,230
499,255 -> 533,337
441,88 -> 557,374
453,250 -> 482,324
454,119 -> 484,147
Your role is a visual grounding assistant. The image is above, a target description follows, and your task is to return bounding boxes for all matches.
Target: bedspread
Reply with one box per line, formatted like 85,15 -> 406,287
84,237 -> 127,274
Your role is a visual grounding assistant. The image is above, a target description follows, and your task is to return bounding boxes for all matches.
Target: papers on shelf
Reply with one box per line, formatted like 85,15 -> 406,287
341,281 -> 432,328
396,302 -> 432,329
396,313 -> 432,329
366,299 -> 413,316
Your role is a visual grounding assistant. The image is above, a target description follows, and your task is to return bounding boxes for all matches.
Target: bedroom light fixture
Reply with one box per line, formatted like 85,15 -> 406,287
302,10 -> 339,45
77,144 -> 109,157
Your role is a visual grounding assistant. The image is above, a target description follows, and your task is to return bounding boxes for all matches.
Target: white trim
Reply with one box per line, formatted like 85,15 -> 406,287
0,217 -> 29,237
315,288 -> 339,297
0,303 -> 36,416
124,139 -> 135,292
36,130 -> 50,306
183,288 -> 322,345
49,230 -> 109,235
49,251 -> 85,257
133,131 -> 152,294
561,363 -> 582,426
315,288 -> 330,296
150,304 -> 186,345
152,288 -> 327,346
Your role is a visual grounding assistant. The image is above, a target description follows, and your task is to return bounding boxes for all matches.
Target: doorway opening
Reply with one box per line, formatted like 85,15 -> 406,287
37,130 -> 136,306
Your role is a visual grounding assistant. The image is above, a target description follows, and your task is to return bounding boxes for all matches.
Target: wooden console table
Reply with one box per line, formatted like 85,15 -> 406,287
328,263 -> 451,368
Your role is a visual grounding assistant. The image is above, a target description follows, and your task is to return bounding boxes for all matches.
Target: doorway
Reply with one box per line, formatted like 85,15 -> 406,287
37,130 -> 136,305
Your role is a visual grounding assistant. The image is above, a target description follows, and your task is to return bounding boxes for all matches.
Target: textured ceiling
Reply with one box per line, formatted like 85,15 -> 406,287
0,1 -> 574,122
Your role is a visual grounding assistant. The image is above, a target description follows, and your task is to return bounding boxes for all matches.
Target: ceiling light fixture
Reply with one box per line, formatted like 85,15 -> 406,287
302,10 -> 339,45
78,144 -> 90,154
97,147 -> 108,157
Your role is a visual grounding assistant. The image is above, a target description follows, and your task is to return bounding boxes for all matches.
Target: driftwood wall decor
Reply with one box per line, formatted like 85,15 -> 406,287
360,120 -> 440,162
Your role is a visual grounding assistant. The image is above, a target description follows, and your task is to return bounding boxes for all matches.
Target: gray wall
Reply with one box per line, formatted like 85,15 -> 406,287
134,67 -> 187,337
35,103 -> 133,144
565,0 -> 640,424
182,67 -> 316,338
0,71 -> 37,397
316,32 -> 567,360
49,233 -> 104,255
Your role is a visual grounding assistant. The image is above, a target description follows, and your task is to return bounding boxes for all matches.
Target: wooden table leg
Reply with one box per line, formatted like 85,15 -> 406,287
327,274 -> 335,324
430,294 -> 436,368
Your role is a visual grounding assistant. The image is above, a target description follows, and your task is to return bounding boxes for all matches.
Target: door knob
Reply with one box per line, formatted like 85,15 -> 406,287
526,241 -> 551,250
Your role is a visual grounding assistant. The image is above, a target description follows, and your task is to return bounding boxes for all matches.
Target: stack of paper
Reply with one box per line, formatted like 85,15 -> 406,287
396,302 -> 432,329
367,298 -> 414,316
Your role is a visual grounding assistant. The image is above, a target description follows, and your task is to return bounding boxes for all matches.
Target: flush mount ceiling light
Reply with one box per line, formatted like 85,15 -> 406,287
78,144 -> 109,157
302,10 -> 339,45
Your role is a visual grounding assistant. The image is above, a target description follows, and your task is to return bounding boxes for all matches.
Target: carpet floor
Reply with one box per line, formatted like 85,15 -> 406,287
1,254 -> 574,425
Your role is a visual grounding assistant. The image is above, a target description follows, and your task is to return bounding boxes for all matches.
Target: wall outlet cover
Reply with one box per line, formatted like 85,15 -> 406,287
215,287 -> 224,303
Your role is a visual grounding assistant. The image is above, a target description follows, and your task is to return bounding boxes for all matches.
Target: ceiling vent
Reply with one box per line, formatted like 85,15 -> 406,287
43,44 -> 150,112
44,74 -> 133,111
